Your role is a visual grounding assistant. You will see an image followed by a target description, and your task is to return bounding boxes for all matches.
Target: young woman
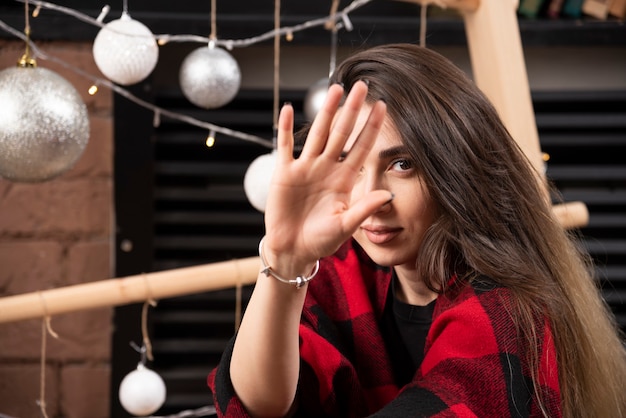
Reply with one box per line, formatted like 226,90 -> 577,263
208,44 -> 626,417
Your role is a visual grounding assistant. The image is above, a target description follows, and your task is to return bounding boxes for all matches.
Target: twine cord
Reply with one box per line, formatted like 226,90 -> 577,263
142,273 -> 158,362
37,292 -> 59,418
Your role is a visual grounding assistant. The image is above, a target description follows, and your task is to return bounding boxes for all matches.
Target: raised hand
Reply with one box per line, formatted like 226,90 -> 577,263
262,81 -> 391,276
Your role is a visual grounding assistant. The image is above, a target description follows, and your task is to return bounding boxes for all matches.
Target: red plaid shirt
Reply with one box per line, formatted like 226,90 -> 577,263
208,239 -> 561,417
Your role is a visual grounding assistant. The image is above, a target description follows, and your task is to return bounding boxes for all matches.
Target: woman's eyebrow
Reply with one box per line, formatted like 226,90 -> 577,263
379,145 -> 409,159
339,145 -> 408,161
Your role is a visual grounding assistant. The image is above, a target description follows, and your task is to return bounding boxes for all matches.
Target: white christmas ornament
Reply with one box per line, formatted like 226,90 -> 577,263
304,78 -> 329,121
0,65 -> 89,182
93,12 -> 159,85
179,44 -> 241,109
119,363 -> 167,416
244,151 -> 277,212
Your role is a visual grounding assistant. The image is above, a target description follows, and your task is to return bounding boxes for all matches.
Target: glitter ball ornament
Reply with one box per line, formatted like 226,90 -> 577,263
119,364 -> 167,416
0,66 -> 89,182
304,78 -> 329,121
93,12 -> 159,85
244,151 -> 277,212
179,44 -> 241,109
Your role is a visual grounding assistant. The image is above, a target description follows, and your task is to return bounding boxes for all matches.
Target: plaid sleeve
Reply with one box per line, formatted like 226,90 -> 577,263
207,337 -> 252,417
368,283 -> 561,417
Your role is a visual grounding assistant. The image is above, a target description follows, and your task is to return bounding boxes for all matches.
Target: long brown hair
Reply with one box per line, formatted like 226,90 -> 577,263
331,44 -> 626,418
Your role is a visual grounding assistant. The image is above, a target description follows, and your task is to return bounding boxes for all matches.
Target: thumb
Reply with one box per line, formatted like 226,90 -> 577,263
341,191 -> 395,233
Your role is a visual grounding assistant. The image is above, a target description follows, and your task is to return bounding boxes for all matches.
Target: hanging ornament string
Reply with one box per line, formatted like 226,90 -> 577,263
233,259 -> 243,332
210,0 -> 217,41
420,2 -> 428,47
19,0 -> 35,66
272,0 -> 281,147
37,291 -> 60,418
327,0 -> 340,78
142,273 -> 158,362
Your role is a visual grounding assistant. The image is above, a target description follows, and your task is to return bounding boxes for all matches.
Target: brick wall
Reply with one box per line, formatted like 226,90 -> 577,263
0,40 -> 113,418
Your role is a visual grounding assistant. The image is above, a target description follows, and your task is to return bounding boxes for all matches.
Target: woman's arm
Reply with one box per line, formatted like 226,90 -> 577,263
228,82 -> 389,417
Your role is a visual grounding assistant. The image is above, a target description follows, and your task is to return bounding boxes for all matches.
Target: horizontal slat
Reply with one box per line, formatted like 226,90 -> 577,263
548,166 -> 626,180
154,235 -> 259,250
585,239 -> 626,255
560,188 -> 626,204
155,186 -> 248,202
153,311 -> 235,324
155,211 -> 263,225
155,162 -> 249,176
536,113 -> 626,129
540,133 -> 626,146
154,339 -> 230,354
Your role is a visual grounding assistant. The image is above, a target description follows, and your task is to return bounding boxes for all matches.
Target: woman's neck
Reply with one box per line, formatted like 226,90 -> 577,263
394,265 -> 438,306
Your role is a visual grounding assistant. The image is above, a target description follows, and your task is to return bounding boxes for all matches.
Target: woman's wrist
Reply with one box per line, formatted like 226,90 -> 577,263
258,236 -> 320,289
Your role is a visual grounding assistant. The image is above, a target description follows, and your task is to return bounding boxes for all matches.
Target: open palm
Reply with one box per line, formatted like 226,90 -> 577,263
262,81 -> 391,272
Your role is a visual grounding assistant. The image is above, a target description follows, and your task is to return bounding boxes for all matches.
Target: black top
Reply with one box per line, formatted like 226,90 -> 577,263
381,272 -> 436,386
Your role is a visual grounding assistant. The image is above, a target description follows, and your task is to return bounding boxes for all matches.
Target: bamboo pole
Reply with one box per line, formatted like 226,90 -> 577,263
0,256 -> 260,324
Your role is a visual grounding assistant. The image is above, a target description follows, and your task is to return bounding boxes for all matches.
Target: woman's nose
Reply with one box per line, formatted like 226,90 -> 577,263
353,172 -> 392,213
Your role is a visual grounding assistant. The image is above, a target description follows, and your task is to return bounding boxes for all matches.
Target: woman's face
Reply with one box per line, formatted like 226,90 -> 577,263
348,106 -> 437,271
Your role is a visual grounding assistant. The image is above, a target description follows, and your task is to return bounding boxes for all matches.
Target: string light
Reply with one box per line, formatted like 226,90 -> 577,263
13,0 -> 369,48
206,130 -> 216,147
88,83 -> 98,95
153,110 -> 161,128
5,0 -> 373,148
96,5 -> 110,23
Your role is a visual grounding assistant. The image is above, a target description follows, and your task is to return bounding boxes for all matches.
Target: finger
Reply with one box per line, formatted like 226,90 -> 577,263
323,81 -> 370,161
342,100 -> 387,170
276,102 -> 295,164
299,83 -> 345,158
341,190 -> 395,233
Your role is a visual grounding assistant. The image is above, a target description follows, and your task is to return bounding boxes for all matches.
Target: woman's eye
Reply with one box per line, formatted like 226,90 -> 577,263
391,159 -> 413,172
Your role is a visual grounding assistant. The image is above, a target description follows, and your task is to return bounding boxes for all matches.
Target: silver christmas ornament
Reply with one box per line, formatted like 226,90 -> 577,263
0,65 -> 90,182
93,12 -> 159,85
179,45 -> 241,109
304,78 -> 329,121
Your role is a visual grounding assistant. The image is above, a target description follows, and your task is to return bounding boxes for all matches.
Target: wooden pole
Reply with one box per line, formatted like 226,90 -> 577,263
0,256 -> 260,324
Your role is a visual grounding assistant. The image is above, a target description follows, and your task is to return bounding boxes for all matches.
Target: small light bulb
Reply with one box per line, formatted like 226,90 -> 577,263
286,31 -> 293,42
206,131 -> 216,147
88,84 -> 99,95
157,37 -> 168,46
96,5 -> 110,23
542,152 -> 550,162
32,5 -> 41,17
153,111 -> 161,128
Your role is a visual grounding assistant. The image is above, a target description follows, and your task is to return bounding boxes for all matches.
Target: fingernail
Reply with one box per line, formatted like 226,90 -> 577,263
333,81 -> 345,89
361,79 -> 370,86
385,192 -> 395,204
283,101 -> 292,107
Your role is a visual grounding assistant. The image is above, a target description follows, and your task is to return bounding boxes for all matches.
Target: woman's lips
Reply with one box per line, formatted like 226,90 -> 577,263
361,226 -> 402,244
